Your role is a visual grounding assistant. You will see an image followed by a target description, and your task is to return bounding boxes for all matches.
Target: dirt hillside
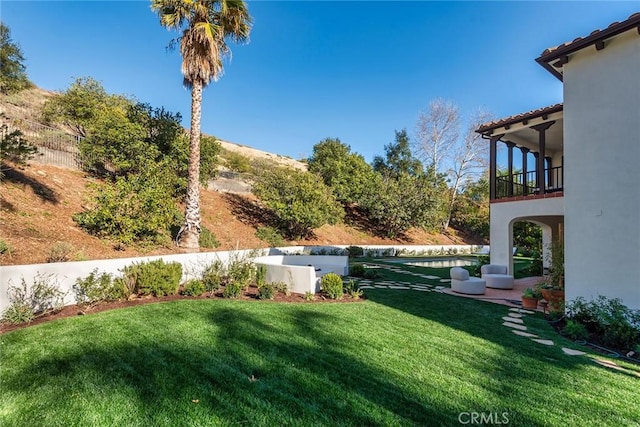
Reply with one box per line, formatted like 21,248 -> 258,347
0,162 -> 469,266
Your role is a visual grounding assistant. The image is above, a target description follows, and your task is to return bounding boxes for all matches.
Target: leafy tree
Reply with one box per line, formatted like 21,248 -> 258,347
372,129 -> 423,179
0,23 -> 32,94
41,77 -> 123,137
253,167 -> 344,239
451,173 -> 489,241
307,137 -> 375,204
152,0 -> 252,250
0,123 -> 38,176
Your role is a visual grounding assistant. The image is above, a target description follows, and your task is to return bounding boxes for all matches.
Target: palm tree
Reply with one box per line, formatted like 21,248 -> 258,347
151,0 -> 252,249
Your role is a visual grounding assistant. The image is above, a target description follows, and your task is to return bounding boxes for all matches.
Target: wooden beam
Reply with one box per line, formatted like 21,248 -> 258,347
595,40 -> 605,51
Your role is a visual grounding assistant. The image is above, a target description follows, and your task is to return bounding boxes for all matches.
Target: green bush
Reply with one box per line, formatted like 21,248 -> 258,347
73,166 -> 180,245
1,274 -> 66,324
346,246 -> 364,258
0,238 -> 11,255
227,257 -> 254,290
304,291 -> 315,301
321,273 -> 344,300
199,226 -> 220,249
566,296 -> 640,351
223,282 -> 243,299
363,269 -> 378,280
225,151 -> 252,173
344,280 -> 363,299
562,320 -> 588,341
273,282 -> 290,296
47,242 -> 75,263
182,279 -> 205,296
74,269 -> 124,304
122,259 -> 182,297
255,264 -> 267,287
349,264 -> 365,277
202,260 -> 225,292
258,283 -> 275,300
255,226 -> 284,247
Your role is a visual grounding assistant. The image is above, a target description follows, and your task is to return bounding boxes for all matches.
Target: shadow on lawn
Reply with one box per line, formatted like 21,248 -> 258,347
3,298 -> 633,426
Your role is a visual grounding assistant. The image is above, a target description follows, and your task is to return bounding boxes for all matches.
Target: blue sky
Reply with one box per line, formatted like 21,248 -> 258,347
3,1 -> 638,162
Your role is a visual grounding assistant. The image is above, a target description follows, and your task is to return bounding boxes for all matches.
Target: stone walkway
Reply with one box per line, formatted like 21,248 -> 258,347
349,264 -> 602,363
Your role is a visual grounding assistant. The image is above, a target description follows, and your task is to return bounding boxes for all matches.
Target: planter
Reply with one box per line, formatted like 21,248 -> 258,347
521,296 -> 539,310
541,289 -> 565,310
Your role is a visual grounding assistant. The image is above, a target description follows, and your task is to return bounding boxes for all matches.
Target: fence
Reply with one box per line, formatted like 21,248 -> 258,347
1,118 -> 85,170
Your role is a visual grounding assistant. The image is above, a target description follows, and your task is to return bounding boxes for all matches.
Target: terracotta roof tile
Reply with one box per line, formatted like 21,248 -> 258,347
476,104 -> 563,134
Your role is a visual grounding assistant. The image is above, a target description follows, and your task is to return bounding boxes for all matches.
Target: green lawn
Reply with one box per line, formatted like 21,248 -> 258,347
1,290 -> 638,426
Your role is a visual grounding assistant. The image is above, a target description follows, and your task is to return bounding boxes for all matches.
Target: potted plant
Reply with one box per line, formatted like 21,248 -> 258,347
521,287 -> 541,309
538,241 -> 564,310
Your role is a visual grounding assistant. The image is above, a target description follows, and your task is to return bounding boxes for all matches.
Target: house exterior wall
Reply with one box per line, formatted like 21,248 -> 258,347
490,197 -> 564,273
563,30 -> 640,309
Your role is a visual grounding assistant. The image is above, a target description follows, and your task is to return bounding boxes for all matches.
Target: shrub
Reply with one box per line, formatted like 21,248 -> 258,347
74,269 -> 124,304
273,282 -> 290,296
346,246 -> 364,258
0,238 -> 11,255
344,280 -> 363,299
225,151 -> 252,173
1,274 -> 66,324
255,264 -> 267,288
73,166 -> 180,245
227,256 -> 254,290
349,264 -> 365,277
255,226 -> 284,247
199,226 -> 220,249
223,282 -> 243,299
258,283 -> 275,300
47,242 -> 74,263
122,259 -> 182,297
363,269 -> 378,280
566,295 -> 640,350
182,279 -> 205,296
202,260 -> 225,292
321,273 -> 344,300
562,320 -> 588,341
304,291 -> 315,301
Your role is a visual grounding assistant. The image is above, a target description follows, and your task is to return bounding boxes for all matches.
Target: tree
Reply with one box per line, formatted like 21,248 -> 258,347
152,0 -> 252,250
0,23 -> 32,94
307,137 -> 375,205
451,173 -> 489,241
0,122 -> 38,176
415,99 -> 492,231
372,129 -> 423,179
252,167 -> 344,239
415,98 -> 459,175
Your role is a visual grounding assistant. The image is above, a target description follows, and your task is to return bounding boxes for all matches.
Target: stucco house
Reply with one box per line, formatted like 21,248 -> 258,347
476,13 -> 640,310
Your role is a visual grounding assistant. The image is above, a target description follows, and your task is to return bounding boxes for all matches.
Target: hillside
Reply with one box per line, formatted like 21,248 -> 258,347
0,163 -> 469,266
0,87 -> 472,266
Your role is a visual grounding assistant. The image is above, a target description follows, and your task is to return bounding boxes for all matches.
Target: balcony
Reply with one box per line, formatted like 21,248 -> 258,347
494,166 -> 563,201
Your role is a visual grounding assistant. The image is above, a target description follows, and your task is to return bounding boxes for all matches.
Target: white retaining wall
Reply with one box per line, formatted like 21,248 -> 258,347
254,255 -> 349,294
0,244 -> 482,314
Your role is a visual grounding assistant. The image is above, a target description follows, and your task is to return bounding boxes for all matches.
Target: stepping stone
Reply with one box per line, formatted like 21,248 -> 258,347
502,322 -> 528,331
424,275 -> 440,280
502,316 -> 523,324
389,286 -> 410,290
415,288 -> 431,292
508,313 -> 523,318
562,348 -> 586,356
532,339 -> 554,346
512,330 -> 538,338
374,285 -> 388,288
358,285 -> 374,289
439,279 -> 451,283
435,286 -> 445,290
509,308 -> 535,314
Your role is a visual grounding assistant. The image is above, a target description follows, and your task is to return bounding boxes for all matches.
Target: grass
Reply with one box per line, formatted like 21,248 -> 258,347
1,290 -> 639,426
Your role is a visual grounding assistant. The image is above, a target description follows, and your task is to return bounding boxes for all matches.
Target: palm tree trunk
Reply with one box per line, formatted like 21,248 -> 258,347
177,81 -> 203,250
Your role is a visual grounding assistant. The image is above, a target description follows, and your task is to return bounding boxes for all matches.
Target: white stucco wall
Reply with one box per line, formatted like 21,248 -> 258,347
490,197 -> 564,273
563,30 -> 640,310
254,255 -> 349,294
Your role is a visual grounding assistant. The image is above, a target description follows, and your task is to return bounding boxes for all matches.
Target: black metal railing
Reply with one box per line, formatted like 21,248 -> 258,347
495,166 -> 563,199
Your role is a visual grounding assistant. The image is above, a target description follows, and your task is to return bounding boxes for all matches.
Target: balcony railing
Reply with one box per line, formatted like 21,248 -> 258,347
495,166 -> 563,199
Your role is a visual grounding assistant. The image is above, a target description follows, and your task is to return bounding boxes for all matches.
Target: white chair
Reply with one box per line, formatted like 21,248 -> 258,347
481,264 -> 514,289
450,267 -> 486,295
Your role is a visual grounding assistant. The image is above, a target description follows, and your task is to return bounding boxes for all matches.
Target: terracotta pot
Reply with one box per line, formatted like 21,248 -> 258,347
541,289 -> 565,310
521,296 -> 539,310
